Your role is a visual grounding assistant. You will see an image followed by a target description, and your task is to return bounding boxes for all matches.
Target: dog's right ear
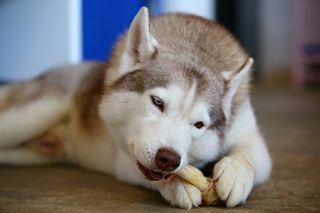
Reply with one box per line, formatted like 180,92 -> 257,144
119,7 -> 158,72
222,58 -> 253,120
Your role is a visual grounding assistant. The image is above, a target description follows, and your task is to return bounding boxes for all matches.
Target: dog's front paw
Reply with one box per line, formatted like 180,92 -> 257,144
159,177 -> 202,209
213,156 -> 254,207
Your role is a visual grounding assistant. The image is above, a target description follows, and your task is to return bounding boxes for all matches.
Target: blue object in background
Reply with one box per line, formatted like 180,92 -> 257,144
82,0 -> 147,61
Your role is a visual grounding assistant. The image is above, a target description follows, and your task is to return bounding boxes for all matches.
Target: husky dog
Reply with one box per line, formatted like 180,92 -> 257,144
0,8 -> 271,209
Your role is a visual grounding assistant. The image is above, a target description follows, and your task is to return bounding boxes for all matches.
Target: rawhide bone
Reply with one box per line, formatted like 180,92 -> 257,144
177,165 -> 219,205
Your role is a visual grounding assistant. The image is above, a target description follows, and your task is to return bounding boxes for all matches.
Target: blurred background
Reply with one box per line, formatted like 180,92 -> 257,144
0,2 -> 320,211
0,0 -> 319,88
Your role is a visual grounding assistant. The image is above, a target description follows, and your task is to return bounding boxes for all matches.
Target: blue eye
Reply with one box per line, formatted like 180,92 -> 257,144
151,95 -> 164,112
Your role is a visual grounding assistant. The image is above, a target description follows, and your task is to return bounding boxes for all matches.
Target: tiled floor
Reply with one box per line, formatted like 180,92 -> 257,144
1,85 -> 320,212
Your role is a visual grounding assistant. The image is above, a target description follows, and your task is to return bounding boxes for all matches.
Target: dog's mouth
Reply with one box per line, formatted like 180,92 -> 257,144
137,162 -> 173,181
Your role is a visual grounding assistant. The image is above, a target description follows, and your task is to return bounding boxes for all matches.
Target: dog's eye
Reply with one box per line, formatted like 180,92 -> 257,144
194,121 -> 205,129
151,95 -> 164,112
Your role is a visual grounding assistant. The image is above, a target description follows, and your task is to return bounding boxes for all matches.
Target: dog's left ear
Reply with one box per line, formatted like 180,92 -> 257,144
222,58 -> 254,120
120,7 -> 158,72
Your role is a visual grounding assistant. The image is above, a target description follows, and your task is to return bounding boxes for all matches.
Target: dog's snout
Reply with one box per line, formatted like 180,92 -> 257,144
155,148 -> 180,172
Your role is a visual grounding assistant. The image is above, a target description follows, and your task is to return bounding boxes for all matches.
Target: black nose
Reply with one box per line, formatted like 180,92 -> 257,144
155,148 -> 181,172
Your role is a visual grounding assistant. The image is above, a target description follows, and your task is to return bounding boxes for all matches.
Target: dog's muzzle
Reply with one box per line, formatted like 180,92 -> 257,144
137,162 -> 171,181
137,147 -> 180,181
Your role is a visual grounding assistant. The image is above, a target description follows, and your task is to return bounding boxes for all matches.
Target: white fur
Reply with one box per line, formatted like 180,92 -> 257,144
100,68 -> 271,209
222,99 -> 272,185
214,156 -> 254,207
65,136 -> 117,175
115,148 -> 158,191
208,58 -> 271,207
159,178 -> 202,210
101,82 -> 217,171
99,82 -> 223,209
213,98 -> 272,207
188,130 -> 220,167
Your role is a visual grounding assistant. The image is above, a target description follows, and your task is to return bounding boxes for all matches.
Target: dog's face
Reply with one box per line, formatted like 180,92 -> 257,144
99,8 -> 252,181
100,64 -> 225,180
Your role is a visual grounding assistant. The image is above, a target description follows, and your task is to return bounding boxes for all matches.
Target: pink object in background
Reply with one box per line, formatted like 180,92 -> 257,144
293,0 -> 320,88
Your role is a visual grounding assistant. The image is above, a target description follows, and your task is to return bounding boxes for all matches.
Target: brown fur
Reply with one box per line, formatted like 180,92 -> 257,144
0,64 -> 92,112
73,63 -> 107,131
109,14 -> 248,74
110,67 -> 169,93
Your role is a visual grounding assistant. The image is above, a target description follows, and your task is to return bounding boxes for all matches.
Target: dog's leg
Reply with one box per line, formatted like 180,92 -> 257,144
0,78 -> 70,150
0,98 -> 69,149
0,84 -> 10,110
69,139 -> 118,176
0,147 -> 61,165
214,99 -> 272,207
0,121 -> 66,165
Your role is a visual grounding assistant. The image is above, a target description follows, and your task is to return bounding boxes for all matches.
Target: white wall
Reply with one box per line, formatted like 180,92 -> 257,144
150,0 -> 215,20
0,0 -> 81,81
258,0 -> 292,74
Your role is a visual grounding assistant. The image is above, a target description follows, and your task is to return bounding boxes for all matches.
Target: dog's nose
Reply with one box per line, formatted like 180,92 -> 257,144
155,148 -> 181,172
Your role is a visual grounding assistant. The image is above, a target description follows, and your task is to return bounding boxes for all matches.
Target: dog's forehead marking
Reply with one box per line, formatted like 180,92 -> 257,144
166,82 -> 209,121
177,82 -> 197,118
109,68 -> 169,93
182,82 -> 197,114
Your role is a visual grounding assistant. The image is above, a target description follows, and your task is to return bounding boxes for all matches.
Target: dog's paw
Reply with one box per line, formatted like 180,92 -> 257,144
159,177 -> 202,209
213,156 -> 254,207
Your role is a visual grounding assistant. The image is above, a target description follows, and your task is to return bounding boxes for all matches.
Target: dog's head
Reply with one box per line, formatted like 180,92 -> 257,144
99,8 -> 252,181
